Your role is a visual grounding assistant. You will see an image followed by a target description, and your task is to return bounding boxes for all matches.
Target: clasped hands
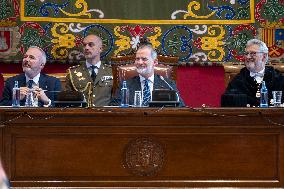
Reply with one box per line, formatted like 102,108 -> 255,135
19,86 -> 50,105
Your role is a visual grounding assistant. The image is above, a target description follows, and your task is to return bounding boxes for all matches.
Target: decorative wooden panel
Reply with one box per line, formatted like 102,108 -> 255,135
0,108 -> 284,188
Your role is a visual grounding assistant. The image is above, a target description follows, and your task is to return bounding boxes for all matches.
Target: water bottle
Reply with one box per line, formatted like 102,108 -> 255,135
120,81 -> 129,107
260,81 -> 268,108
12,81 -> 20,107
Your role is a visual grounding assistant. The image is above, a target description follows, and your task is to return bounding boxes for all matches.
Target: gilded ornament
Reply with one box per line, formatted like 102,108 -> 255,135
184,1 -> 216,19
0,20 -> 17,27
260,21 -> 284,29
147,27 -> 162,49
59,0 -> 91,18
51,23 -> 75,59
171,1 -> 217,20
113,26 -> 131,55
201,25 -> 225,61
114,25 -> 162,55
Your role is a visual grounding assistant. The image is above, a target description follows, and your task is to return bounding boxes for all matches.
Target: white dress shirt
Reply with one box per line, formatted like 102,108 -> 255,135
86,61 -> 101,76
25,73 -> 40,87
250,68 -> 265,84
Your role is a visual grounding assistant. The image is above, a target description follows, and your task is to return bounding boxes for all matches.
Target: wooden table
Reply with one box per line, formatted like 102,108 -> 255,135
0,107 -> 283,188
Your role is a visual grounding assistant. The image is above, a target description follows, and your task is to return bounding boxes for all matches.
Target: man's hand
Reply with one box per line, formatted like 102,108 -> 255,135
19,87 -> 30,100
33,86 -> 50,105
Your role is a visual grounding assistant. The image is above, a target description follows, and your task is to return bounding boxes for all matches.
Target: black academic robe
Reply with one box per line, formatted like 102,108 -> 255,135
223,66 -> 284,107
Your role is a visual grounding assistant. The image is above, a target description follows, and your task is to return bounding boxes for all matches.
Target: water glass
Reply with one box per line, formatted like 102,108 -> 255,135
25,89 -> 34,107
272,91 -> 282,107
133,91 -> 142,107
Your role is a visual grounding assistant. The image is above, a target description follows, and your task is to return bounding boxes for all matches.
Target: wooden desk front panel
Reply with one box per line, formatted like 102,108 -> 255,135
0,108 -> 283,188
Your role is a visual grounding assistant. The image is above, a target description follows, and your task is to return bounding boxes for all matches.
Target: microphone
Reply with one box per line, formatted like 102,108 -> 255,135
159,75 -> 180,102
159,75 -> 174,90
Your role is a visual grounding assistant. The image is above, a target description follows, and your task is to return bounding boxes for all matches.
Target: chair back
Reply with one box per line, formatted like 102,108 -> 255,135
111,54 -> 179,95
0,73 -> 4,99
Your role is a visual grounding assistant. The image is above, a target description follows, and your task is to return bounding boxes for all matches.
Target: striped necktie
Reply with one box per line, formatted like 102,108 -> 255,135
142,79 -> 151,106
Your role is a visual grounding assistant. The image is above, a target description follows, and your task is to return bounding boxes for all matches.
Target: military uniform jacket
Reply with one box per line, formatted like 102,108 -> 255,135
65,61 -> 113,107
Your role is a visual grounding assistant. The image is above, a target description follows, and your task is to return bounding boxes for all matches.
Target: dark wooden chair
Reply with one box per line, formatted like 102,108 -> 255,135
0,72 -> 4,99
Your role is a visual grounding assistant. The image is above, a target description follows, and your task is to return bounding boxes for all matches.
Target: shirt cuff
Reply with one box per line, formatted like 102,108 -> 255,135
43,99 -> 52,107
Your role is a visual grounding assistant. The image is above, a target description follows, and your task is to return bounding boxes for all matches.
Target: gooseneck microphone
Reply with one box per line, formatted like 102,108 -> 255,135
159,75 -> 174,90
159,75 -> 180,102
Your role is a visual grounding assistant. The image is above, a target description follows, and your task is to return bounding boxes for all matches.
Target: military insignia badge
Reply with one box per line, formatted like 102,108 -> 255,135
101,76 -> 113,82
76,72 -> 82,77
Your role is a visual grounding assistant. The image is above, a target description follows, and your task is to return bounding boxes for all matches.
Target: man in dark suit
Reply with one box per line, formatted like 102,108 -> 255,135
0,46 -> 61,107
65,34 -> 113,107
222,39 -> 284,107
115,43 -> 184,106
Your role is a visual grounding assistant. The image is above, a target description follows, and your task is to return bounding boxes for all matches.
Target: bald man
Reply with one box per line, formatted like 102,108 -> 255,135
65,34 -> 113,107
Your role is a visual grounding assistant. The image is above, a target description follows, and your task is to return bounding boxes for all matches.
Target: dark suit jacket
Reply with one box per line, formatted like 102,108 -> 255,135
113,74 -> 185,107
0,73 -> 62,106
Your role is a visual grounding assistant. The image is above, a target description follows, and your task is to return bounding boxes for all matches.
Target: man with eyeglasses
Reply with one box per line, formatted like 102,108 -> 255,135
222,39 -> 284,107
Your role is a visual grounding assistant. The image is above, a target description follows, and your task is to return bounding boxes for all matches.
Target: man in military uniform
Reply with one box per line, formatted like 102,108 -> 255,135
65,34 -> 113,107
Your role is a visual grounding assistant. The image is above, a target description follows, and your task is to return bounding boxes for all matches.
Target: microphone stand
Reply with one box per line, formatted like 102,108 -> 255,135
159,75 -> 180,102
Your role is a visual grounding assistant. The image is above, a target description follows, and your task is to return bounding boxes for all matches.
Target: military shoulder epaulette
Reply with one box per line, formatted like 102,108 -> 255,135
104,63 -> 112,68
68,64 -> 81,70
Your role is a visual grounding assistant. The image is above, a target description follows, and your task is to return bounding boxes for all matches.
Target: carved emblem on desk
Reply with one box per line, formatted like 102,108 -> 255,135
123,137 -> 165,176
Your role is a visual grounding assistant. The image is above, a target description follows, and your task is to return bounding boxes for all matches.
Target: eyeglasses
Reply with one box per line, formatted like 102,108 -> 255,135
244,51 -> 264,56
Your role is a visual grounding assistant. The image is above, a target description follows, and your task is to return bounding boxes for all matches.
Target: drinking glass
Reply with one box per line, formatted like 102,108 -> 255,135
272,91 -> 282,107
133,91 -> 142,107
25,89 -> 34,107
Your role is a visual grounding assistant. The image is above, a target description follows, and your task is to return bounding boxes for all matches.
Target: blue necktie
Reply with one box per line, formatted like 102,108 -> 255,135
142,79 -> 151,106
27,80 -> 33,88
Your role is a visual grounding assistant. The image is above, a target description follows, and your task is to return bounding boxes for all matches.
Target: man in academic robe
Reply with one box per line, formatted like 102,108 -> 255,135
222,39 -> 284,107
